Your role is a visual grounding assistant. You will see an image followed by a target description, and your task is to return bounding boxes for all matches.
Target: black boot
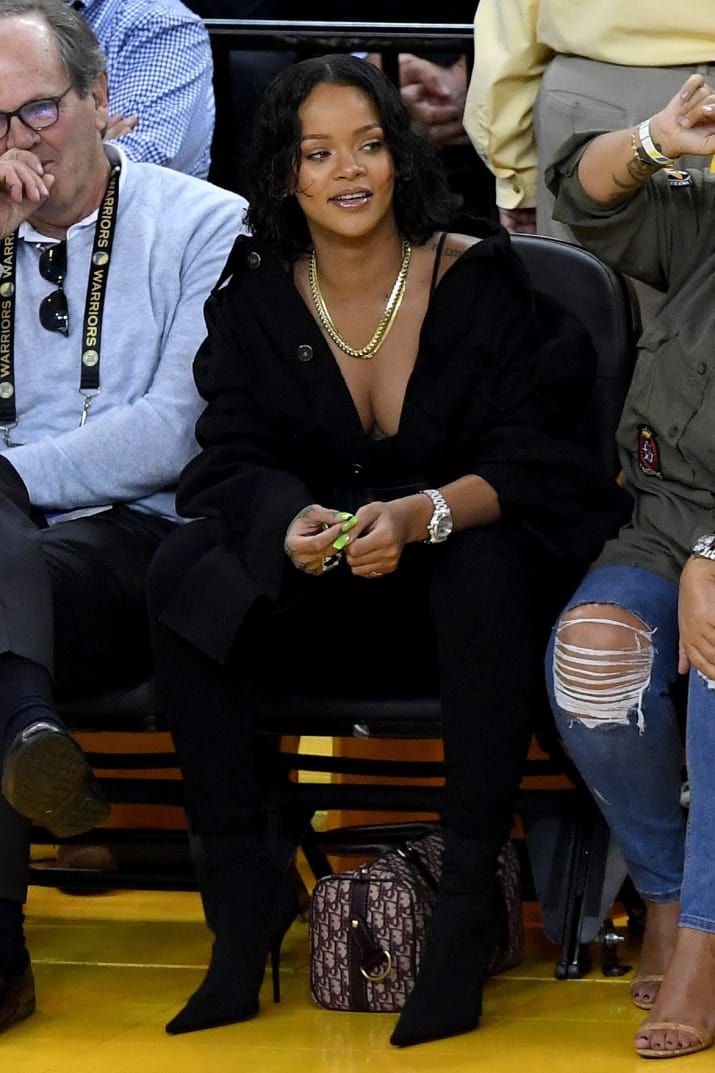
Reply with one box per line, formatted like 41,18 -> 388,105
390,830 -> 501,1048
166,830 -> 293,1035
0,900 -> 34,1033
187,824 -> 302,1006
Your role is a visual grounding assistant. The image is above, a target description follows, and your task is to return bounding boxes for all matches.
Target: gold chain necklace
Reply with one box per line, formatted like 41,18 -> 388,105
308,238 -> 412,360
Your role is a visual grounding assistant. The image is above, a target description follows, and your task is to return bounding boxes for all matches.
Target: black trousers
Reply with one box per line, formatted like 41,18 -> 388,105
149,518 -> 579,852
0,478 -> 174,902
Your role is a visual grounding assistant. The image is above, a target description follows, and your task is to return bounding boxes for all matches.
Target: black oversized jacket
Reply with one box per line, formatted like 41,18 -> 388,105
162,222 -> 628,660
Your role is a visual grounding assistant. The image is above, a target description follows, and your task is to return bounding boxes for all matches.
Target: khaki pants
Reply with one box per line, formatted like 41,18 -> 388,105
535,56 -> 715,321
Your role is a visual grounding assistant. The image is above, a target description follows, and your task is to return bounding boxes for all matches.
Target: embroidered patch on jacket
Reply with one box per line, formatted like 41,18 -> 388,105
664,168 -> 694,187
638,425 -> 662,478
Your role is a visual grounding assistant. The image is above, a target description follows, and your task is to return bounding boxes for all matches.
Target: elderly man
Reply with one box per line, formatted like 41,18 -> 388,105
0,0 -> 245,1030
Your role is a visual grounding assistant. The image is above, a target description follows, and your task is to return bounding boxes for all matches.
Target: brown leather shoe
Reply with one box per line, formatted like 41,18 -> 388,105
55,843 -> 119,873
1,721 -> 110,838
52,844 -> 120,896
0,963 -> 36,1032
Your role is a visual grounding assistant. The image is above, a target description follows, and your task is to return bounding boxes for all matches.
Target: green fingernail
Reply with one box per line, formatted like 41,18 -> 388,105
340,516 -> 358,533
332,533 -> 351,551
335,511 -> 353,521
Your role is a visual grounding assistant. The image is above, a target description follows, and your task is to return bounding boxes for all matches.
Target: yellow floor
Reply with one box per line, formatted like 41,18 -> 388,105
6,887 -> 713,1073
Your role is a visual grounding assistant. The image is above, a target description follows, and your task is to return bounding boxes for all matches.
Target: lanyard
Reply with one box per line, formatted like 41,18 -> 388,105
0,163 -> 121,446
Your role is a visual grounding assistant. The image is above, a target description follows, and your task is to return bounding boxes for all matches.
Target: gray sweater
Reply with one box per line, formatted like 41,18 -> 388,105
4,146 -> 247,520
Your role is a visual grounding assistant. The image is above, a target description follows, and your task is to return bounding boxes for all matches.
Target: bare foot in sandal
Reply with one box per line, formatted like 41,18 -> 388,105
635,927 -> 715,1059
631,899 -> 680,1010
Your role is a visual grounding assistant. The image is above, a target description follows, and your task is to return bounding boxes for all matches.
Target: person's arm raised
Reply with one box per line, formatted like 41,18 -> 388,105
578,74 -> 715,205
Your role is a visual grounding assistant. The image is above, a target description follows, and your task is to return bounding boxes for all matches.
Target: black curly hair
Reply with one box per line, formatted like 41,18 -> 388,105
243,54 -> 460,260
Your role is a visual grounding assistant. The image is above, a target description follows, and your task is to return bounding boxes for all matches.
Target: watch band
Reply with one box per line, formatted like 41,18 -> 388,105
691,534 -> 715,561
420,488 -> 453,544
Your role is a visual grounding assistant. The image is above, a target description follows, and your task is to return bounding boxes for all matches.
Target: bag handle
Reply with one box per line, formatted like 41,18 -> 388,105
349,873 -> 393,988
397,844 -> 439,894
350,914 -> 393,982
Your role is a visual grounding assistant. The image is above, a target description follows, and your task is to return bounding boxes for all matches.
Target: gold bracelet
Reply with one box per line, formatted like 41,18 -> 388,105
638,118 -> 677,166
631,127 -> 664,171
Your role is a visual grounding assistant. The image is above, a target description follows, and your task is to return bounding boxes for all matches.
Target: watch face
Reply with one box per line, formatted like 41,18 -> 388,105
422,490 -> 453,543
429,510 -> 453,542
434,516 -> 452,540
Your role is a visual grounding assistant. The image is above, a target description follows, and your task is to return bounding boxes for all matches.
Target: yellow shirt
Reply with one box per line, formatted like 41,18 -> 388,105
464,0 -> 715,208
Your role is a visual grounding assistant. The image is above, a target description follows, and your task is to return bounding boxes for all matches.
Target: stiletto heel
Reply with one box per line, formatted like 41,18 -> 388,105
165,832 -> 293,1036
271,945 -> 281,1004
269,889 -> 297,1005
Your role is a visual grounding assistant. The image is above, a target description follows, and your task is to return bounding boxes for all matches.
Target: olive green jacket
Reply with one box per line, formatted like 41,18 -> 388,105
547,134 -> 715,584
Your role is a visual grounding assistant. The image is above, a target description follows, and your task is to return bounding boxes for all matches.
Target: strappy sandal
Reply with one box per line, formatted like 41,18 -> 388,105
630,974 -> 664,1010
635,1021 -> 714,1059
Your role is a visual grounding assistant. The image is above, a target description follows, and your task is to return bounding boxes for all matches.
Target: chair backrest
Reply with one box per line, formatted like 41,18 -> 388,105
511,233 -> 641,479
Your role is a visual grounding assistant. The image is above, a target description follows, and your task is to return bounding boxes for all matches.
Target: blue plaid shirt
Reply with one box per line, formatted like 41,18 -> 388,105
78,0 -> 215,178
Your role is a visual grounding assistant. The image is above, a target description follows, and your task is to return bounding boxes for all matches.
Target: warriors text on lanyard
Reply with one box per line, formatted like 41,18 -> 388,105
0,164 -> 121,447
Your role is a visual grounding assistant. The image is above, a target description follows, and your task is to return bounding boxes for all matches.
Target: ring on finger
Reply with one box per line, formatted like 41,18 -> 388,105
321,553 -> 342,574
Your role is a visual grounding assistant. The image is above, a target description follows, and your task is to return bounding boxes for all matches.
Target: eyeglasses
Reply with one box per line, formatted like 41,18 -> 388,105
0,86 -> 72,140
38,242 -> 68,335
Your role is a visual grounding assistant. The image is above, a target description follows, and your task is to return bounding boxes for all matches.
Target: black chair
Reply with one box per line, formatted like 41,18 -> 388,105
32,234 -> 640,978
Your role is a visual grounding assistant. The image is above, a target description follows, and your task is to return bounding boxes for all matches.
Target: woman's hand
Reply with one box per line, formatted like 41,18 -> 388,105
678,554 -> 715,679
343,496 -> 430,578
649,74 -> 715,161
284,504 -> 345,577
577,74 -> 715,205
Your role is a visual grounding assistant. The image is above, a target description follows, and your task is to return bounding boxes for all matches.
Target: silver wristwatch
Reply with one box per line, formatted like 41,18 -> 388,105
420,488 -> 453,544
691,534 -> 715,561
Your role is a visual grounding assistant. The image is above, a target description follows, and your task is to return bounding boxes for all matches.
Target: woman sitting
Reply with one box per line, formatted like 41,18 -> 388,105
148,54 -> 627,1047
546,74 -> 715,1060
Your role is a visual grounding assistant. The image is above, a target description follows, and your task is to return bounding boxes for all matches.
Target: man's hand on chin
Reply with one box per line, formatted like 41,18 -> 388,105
0,149 -> 53,237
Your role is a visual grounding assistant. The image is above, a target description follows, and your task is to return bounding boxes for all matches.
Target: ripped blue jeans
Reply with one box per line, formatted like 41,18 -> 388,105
546,564 -> 715,932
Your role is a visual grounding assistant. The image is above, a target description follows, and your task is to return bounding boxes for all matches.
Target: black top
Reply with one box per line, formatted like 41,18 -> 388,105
159,220 -> 628,660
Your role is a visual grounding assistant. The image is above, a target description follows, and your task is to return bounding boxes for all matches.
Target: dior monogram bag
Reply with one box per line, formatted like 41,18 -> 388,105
309,832 -> 523,1013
